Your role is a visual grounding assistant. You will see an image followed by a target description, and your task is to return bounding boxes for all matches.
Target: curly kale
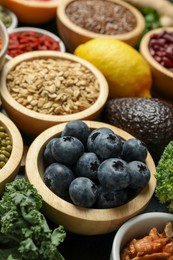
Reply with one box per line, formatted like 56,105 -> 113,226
155,141 -> 173,213
0,178 -> 66,260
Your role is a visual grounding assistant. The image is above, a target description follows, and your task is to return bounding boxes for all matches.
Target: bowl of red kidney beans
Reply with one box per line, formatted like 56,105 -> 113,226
140,27 -> 173,100
6,27 -> 66,60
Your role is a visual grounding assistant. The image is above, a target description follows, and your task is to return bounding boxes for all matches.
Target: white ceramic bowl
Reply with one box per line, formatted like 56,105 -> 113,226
3,7 -> 18,33
110,212 -> 173,260
0,20 -> 8,70
6,27 -> 66,60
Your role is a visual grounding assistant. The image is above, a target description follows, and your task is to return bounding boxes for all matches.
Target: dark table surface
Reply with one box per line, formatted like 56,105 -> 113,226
14,17 -> 169,260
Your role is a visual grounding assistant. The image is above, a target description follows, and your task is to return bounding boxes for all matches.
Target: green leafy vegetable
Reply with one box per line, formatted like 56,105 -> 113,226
135,7 -> 161,49
0,178 -> 66,260
155,141 -> 173,213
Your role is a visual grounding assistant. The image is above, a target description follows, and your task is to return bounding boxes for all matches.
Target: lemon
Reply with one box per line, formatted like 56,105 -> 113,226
74,38 -> 152,98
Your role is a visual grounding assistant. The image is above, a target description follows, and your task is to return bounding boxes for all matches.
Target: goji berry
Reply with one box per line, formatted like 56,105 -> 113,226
7,30 -> 61,58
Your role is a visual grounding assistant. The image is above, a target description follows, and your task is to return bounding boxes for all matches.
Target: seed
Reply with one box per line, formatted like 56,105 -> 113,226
65,0 -> 137,35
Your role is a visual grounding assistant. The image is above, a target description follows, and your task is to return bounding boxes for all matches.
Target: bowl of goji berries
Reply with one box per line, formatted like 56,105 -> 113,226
6,27 -> 66,60
0,20 -> 8,70
57,0 -> 145,52
140,27 -> 173,100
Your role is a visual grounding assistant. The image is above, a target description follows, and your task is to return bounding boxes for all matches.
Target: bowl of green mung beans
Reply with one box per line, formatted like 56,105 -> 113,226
0,112 -> 23,195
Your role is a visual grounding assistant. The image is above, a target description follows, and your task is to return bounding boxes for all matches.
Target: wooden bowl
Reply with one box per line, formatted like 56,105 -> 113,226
0,51 -> 109,137
1,0 -> 63,25
0,20 -> 8,71
25,121 -> 156,235
57,0 -> 145,52
140,27 -> 173,100
0,112 -> 23,194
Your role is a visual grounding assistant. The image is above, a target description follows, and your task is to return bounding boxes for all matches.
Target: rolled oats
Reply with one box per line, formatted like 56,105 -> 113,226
6,58 -> 100,115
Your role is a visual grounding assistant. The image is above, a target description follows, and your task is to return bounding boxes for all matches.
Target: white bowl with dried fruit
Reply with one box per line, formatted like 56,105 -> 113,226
110,212 -> 173,260
25,120 -> 156,235
0,51 -> 109,137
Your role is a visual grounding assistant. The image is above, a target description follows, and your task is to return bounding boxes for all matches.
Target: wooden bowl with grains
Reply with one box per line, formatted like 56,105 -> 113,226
0,112 -> 23,195
0,51 -> 109,137
57,0 -> 145,52
25,120 -> 156,235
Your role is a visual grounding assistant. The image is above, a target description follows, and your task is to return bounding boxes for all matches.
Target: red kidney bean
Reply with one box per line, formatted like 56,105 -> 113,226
7,31 -> 61,58
148,30 -> 173,71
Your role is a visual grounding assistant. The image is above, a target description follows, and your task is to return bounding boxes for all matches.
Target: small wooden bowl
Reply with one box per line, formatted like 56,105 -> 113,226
0,51 -> 109,137
1,0 -> 63,25
25,121 -> 156,235
57,0 -> 145,52
140,27 -> 173,100
0,112 -> 23,194
0,20 -> 8,71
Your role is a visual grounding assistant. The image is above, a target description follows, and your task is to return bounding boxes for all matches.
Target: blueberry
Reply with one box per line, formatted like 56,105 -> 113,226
87,127 -> 114,152
90,132 -> 123,160
96,186 -> 128,209
43,138 -> 58,165
75,152 -> 100,181
61,120 -> 90,144
122,138 -> 148,163
128,161 -> 151,189
44,162 -> 75,200
98,158 -> 131,190
69,177 -> 98,208
51,136 -> 84,165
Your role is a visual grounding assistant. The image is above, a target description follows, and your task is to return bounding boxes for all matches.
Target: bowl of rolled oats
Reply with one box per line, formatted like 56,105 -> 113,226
0,50 -> 109,137
57,0 -> 145,52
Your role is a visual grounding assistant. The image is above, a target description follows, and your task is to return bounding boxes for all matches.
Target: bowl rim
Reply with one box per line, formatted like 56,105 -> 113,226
139,27 -> 173,78
6,26 -> 66,60
57,0 -> 145,41
0,20 -> 9,59
25,121 -> 156,230
111,212 -> 173,260
2,0 -> 64,8
1,50 -> 109,123
0,112 -> 23,183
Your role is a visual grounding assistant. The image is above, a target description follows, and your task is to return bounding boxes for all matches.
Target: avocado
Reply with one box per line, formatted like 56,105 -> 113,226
101,98 -> 173,163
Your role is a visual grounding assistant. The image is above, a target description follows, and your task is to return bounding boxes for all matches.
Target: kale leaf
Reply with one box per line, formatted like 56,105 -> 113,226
0,178 -> 66,260
155,141 -> 173,213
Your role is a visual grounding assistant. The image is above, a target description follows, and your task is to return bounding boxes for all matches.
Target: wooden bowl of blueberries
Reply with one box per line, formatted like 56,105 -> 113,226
25,120 -> 156,235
